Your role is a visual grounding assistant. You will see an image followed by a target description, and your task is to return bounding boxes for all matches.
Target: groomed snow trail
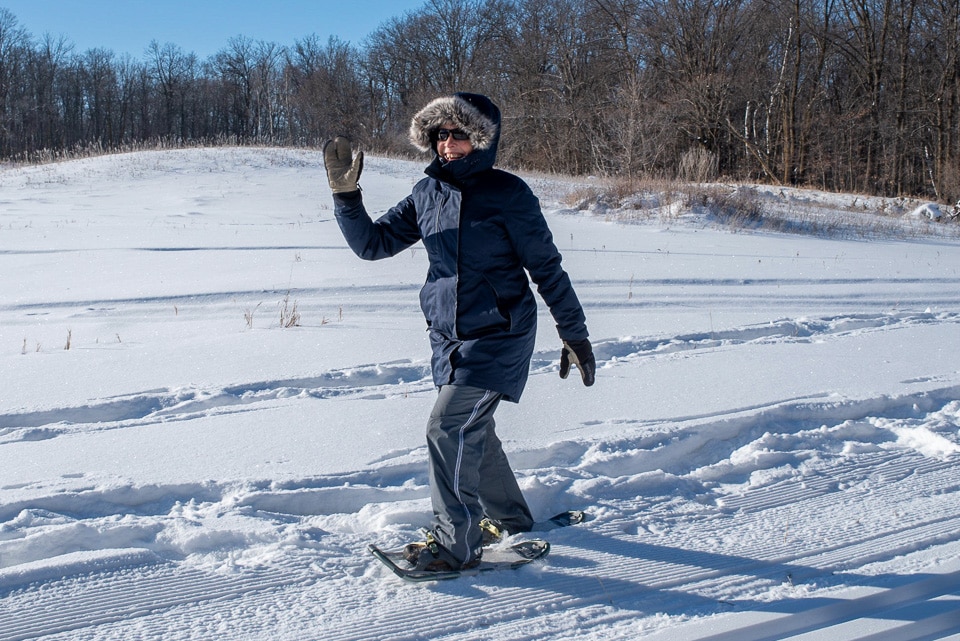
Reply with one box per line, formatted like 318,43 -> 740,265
3,318 -> 960,640
2,432 -> 959,640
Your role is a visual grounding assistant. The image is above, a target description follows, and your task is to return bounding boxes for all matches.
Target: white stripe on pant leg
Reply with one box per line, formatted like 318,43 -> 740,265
451,390 -> 493,565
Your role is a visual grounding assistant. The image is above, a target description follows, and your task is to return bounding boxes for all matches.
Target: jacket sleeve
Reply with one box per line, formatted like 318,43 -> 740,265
504,184 -> 589,341
333,190 -> 421,260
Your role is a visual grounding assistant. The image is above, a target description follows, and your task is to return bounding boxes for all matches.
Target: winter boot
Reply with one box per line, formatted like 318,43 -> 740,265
403,531 -> 481,572
479,517 -> 505,546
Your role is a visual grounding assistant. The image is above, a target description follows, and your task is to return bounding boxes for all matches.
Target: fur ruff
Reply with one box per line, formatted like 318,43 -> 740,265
409,96 -> 498,153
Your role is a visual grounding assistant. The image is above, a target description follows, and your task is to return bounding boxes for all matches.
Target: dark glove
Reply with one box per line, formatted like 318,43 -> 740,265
323,136 -> 364,193
559,339 -> 595,387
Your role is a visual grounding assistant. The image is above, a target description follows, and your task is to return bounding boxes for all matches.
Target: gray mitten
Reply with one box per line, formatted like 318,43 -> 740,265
322,136 -> 364,193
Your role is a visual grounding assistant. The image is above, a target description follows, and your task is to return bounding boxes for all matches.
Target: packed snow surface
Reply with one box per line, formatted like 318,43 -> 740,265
1,148 -> 959,640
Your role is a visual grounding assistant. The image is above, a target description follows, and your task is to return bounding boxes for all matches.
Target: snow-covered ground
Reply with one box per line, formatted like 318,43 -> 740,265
1,148 -> 959,640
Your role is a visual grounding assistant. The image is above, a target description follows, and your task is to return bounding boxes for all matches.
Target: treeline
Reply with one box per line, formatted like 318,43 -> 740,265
1,0 -> 958,202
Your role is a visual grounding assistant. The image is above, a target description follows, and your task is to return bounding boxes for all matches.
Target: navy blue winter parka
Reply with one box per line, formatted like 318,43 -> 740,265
333,94 -> 588,402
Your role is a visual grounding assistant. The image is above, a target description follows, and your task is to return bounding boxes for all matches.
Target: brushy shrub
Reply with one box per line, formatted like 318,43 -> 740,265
279,293 -> 301,328
678,147 -> 719,183
681,185 -> 765,230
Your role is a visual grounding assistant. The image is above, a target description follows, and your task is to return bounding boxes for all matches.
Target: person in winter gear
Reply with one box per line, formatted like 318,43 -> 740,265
323,92 -> 595,571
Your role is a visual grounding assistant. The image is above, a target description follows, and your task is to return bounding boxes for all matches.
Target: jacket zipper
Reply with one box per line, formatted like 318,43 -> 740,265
435,199 -> 444,236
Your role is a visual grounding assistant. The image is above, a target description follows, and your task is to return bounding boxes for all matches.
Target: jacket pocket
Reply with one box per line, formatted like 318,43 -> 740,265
458,276 -> 511,338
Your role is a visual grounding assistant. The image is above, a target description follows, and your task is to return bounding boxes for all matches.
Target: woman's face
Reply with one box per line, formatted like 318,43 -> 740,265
435,121 -> 474,162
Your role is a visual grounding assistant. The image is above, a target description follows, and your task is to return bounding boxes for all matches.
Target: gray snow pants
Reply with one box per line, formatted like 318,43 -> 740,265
426,385 -> 534,568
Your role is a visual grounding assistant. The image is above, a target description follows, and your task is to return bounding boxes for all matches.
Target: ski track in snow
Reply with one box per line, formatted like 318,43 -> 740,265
2,435 -> 960,641
3,309 -> 957,441
0,359 -> 434,439
2,312 -> 960,640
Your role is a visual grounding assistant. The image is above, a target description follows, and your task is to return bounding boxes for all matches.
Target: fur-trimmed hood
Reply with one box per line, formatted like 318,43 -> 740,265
409,93 -> 500,154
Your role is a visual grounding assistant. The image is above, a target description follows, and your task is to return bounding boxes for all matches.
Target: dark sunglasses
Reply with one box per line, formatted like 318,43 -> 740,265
436,128 -> 470,142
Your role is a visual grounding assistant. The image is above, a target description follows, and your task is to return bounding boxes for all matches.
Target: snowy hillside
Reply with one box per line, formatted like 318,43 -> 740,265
1,148 -> 959,640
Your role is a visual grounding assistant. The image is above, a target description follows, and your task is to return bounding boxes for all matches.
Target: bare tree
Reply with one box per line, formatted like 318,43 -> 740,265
831,0 -> 894,193
81,48 -> 120,145
733,0 -> 836,186
495,0 -> 622,173
25,33 -> 73,152
147,40 -> 198,139
286,35 -> 366,144
632,0 -> 767,179
0,9 -> 30,156
211,36 -> 256,139
110,53 -> 144,143
916,0 -> 960,202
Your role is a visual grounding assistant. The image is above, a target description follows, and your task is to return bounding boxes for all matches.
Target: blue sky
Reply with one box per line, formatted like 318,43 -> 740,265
1,1 -> 427,59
